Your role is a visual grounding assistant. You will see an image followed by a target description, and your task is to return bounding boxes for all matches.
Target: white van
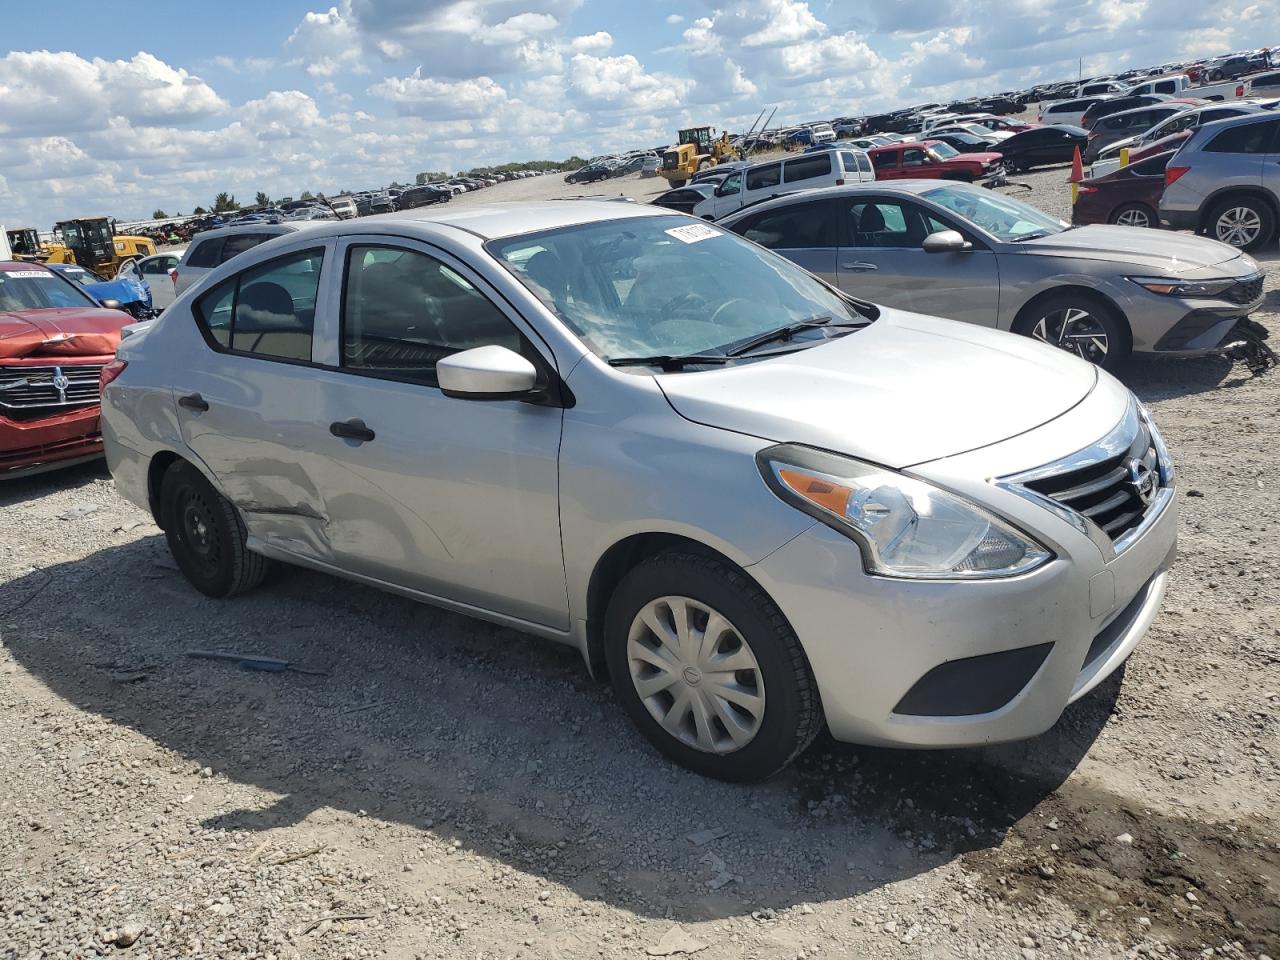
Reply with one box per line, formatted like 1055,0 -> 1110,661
692,149 -> 874,221
1038,96 -> 1107,128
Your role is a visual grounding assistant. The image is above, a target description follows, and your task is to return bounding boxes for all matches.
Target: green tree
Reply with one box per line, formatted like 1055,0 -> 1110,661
192,206 -> 207,215
300,190 -> 315,200
151,209 -> 167,219
254,191 -> 271,207
212,192 -> 239,212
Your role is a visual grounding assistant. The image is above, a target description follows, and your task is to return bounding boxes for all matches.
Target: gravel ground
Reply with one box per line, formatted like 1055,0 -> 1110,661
2,119 -> 1278,960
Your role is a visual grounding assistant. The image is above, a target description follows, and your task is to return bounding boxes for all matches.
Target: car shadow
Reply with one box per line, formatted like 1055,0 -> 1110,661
1117,352 -> 1250,400
0,459 -> 110,508
1,532 -> 1116,922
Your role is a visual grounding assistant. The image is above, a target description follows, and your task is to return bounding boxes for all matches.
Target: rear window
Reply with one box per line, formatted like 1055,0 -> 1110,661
184,238 -> 222,268
782,153 -> 831,183
1205,119 -> 1277,155
219,233 -> 274,264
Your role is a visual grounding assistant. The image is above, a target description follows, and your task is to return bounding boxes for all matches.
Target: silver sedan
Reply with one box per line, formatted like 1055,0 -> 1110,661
718,181 -> 1264,370
102,203 -> 1176,781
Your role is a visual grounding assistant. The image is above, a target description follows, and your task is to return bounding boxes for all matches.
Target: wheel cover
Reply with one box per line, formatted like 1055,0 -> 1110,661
176,486 -> 222,576
1031,307 -> 1109,364
626,596 -> 765,755
1114,207 -> 1150,227
1215,206 -> 1262,247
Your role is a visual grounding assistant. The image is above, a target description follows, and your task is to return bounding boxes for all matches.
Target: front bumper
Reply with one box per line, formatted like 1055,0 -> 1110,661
748,385 -> 1178,748
0,406 -> 104,478
1125,281 -> 1264,354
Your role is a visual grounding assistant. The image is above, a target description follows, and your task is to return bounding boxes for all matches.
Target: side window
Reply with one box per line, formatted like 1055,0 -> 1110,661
719,173 -> 742,196
341,245 -> 523,387
738,201 -> 837,249
1205,120 -> 1277,155
902,148 -> 928,166
855,152 -> 874,176
140,258 -> 167,275
846,201 -> 921,247
745,163 -> 781,190
872,151 -> 898,170
185,238 -> 222,268
193,248 -> 322,361
783,153 -> 831,183
1155,80 -> 1175,94
219,233 -> 272,264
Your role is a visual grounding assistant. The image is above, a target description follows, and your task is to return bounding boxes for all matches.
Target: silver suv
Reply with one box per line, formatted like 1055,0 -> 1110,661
1159,110 -> 1280,250
173,223 -> 321,296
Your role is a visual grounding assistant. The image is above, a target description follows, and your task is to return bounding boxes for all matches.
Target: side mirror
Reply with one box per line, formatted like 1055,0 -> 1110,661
922,230 -> 972,253
438,345 -> 539,400
99,298 -> 124,310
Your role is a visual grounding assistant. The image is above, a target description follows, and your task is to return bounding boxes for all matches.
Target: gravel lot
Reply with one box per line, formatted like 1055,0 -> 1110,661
2,132 -> 1278,960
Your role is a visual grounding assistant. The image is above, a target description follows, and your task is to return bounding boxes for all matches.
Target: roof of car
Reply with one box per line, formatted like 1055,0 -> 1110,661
0,260 -> 54,273
379,201 -> 673,240
717,180 -> 978,223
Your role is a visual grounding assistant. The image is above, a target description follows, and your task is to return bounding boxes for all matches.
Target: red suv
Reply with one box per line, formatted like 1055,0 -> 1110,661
0,261 -> 131,478
867,140 -> 1003,182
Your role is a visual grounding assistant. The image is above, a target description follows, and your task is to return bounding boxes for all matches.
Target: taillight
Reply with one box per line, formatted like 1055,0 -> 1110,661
1235,84 -> 1244,97
1166,165 -> 1190,186
99,358 -> 128,392
168,268 -> 177,289
1077,185 -> 1098,195
1087,131 -> 1101,140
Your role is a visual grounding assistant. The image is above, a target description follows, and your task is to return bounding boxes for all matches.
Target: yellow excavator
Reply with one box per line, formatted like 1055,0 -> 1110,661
657,127 -> 739,188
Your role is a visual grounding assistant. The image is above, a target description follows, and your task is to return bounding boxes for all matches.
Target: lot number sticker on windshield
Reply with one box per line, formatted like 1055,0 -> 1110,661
665,223 -> 721,244
6,271 -> 56,279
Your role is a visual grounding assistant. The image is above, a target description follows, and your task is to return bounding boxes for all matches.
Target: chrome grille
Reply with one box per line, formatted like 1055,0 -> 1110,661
1224,274 -> 1264,306
0,364 -> 104,411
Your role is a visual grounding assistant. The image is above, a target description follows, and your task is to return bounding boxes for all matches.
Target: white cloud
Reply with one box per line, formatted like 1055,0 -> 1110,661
567,52 -> 685,114
287,4 -> 367,77
569,32 -> 613,53
665,13 -> 683,24
369,69 -> 509,119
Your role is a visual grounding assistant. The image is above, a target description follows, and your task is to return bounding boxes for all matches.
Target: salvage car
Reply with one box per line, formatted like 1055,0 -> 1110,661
0,261 -> 132,477
718,182 -> 1264,370
103,202 -> 1179,781
650,184 -> 720,214
867,141 -> 1002,182
994,126 -> 1089,171
47,263 -> 153,319
1072,153 -> 1173,229
118,250 -> 185,313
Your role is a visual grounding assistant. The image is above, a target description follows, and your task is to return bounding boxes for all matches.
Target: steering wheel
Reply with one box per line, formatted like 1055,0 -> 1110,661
709,297 -> 756,329
657,291 -> 710,316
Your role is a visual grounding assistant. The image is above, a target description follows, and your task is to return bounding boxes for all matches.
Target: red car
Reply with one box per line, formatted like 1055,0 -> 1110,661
867,140 -> 1003,182
1071,151 -> 1175,229
0,261 -> 131,478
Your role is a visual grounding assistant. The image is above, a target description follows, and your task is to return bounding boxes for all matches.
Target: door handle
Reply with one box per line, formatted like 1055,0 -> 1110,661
842,261 -> 879,271
178,393 -> 209,412
330,418 -> 376,443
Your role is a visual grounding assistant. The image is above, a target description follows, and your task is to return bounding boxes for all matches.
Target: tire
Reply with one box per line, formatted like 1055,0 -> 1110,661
1205,196 -> 1275,251
158,460 -> 271,598
1013,291 -> 1131,371
1108,202 -> 1157,229
670,179 -> 687,188
603,550 -> 822,782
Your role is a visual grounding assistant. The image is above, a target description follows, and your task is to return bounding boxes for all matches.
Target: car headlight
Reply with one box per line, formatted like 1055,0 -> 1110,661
1129,276 -> 1236,298
758,445 -> 1052,580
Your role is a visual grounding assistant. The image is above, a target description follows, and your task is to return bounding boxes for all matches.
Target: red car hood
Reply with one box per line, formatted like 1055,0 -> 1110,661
0,307 -> 130,359
947,151 -> 1003,166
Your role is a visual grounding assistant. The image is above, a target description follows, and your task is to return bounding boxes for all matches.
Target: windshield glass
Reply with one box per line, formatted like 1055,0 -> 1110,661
488,215 -> 867,362
928,142 -> 960,159
58,267 -> 108,285
0,270 -> 97,310
922,185 -> 1067,241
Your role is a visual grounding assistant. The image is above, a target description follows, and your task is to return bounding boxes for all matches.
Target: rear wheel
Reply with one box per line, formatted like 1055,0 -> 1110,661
1206,196 -> 1274,251
159,460 -> 271,598
604,551 -> 822,782
670,178 -> 687,188
1109,202 -> 1156,229
1013,292 -> 1130,371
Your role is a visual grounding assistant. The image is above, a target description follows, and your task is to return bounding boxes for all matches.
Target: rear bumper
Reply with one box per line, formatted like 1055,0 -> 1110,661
0,405 -> 104,477
1158,207 -> 1200,231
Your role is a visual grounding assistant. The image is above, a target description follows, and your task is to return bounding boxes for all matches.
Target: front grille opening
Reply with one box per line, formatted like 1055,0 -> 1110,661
1224,275 -> 1263,306
1024,422 -> 1158,542
0,363 -> 105,414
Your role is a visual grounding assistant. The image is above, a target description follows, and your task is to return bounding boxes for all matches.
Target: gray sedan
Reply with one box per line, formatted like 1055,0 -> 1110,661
718,181 -> 1264,370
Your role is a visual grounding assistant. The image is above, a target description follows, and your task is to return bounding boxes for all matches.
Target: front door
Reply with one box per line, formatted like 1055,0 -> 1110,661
730,198 -> 840,284
306,238 -> 569,629
831,195 -> 1001,325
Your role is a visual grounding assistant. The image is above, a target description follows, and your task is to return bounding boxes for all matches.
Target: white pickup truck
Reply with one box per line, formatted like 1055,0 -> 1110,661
1125,70 -> 1280,101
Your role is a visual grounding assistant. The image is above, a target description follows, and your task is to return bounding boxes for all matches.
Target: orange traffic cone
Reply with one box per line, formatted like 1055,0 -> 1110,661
1069,145 -> 1084,204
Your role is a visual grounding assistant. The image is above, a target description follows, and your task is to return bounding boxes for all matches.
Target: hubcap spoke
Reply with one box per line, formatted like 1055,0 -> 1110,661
627,595 -> 766,755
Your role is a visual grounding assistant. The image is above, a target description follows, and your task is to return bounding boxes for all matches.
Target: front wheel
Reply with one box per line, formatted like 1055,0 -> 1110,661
159,460 -> 271,598
1109,202 -> 1157,229
669,178 -> 687,188
1206,197 -> 1275,251
604,551 -> 822,781
1013,293 -> 1131,371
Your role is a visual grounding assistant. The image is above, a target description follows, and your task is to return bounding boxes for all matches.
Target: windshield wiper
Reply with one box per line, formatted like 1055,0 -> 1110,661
725,316 -> 867,357
607,353 -> 729,371
1011,230 -> 1054,242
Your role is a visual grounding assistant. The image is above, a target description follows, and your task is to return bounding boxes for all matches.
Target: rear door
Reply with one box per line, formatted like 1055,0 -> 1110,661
730,199 -> 840,283
831,194 -> 1001,324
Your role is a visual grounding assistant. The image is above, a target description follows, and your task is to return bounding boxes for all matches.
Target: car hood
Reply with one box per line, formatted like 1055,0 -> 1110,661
84,277 -> 151,306
656,309 -> 1097,469
1017,224 -> 1246,272
946,152 -> 1003,165
0,307 -> 130,359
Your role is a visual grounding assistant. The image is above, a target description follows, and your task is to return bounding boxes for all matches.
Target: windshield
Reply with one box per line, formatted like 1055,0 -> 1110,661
487,215 -> 868,363
922,185 -> 1067,242
0,270 -> 97,310
58,267 -> 108,285
928,142 -> 960,159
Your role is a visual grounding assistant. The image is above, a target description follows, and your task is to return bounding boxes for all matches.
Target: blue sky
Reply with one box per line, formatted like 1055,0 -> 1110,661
2,0 -> 1274,226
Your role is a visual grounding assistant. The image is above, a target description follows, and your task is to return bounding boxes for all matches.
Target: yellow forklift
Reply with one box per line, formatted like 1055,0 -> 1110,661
47,217 -> 156,272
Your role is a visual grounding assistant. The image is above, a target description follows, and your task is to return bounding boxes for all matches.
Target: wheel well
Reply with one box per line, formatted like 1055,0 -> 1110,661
584,533 -> 741,678
1198,188 -> 1279,233
146,450 -> 184,529
1013,285 -> 1132,353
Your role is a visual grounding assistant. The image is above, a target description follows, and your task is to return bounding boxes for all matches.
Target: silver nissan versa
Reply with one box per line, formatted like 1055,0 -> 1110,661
101,203 -> 1177,781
